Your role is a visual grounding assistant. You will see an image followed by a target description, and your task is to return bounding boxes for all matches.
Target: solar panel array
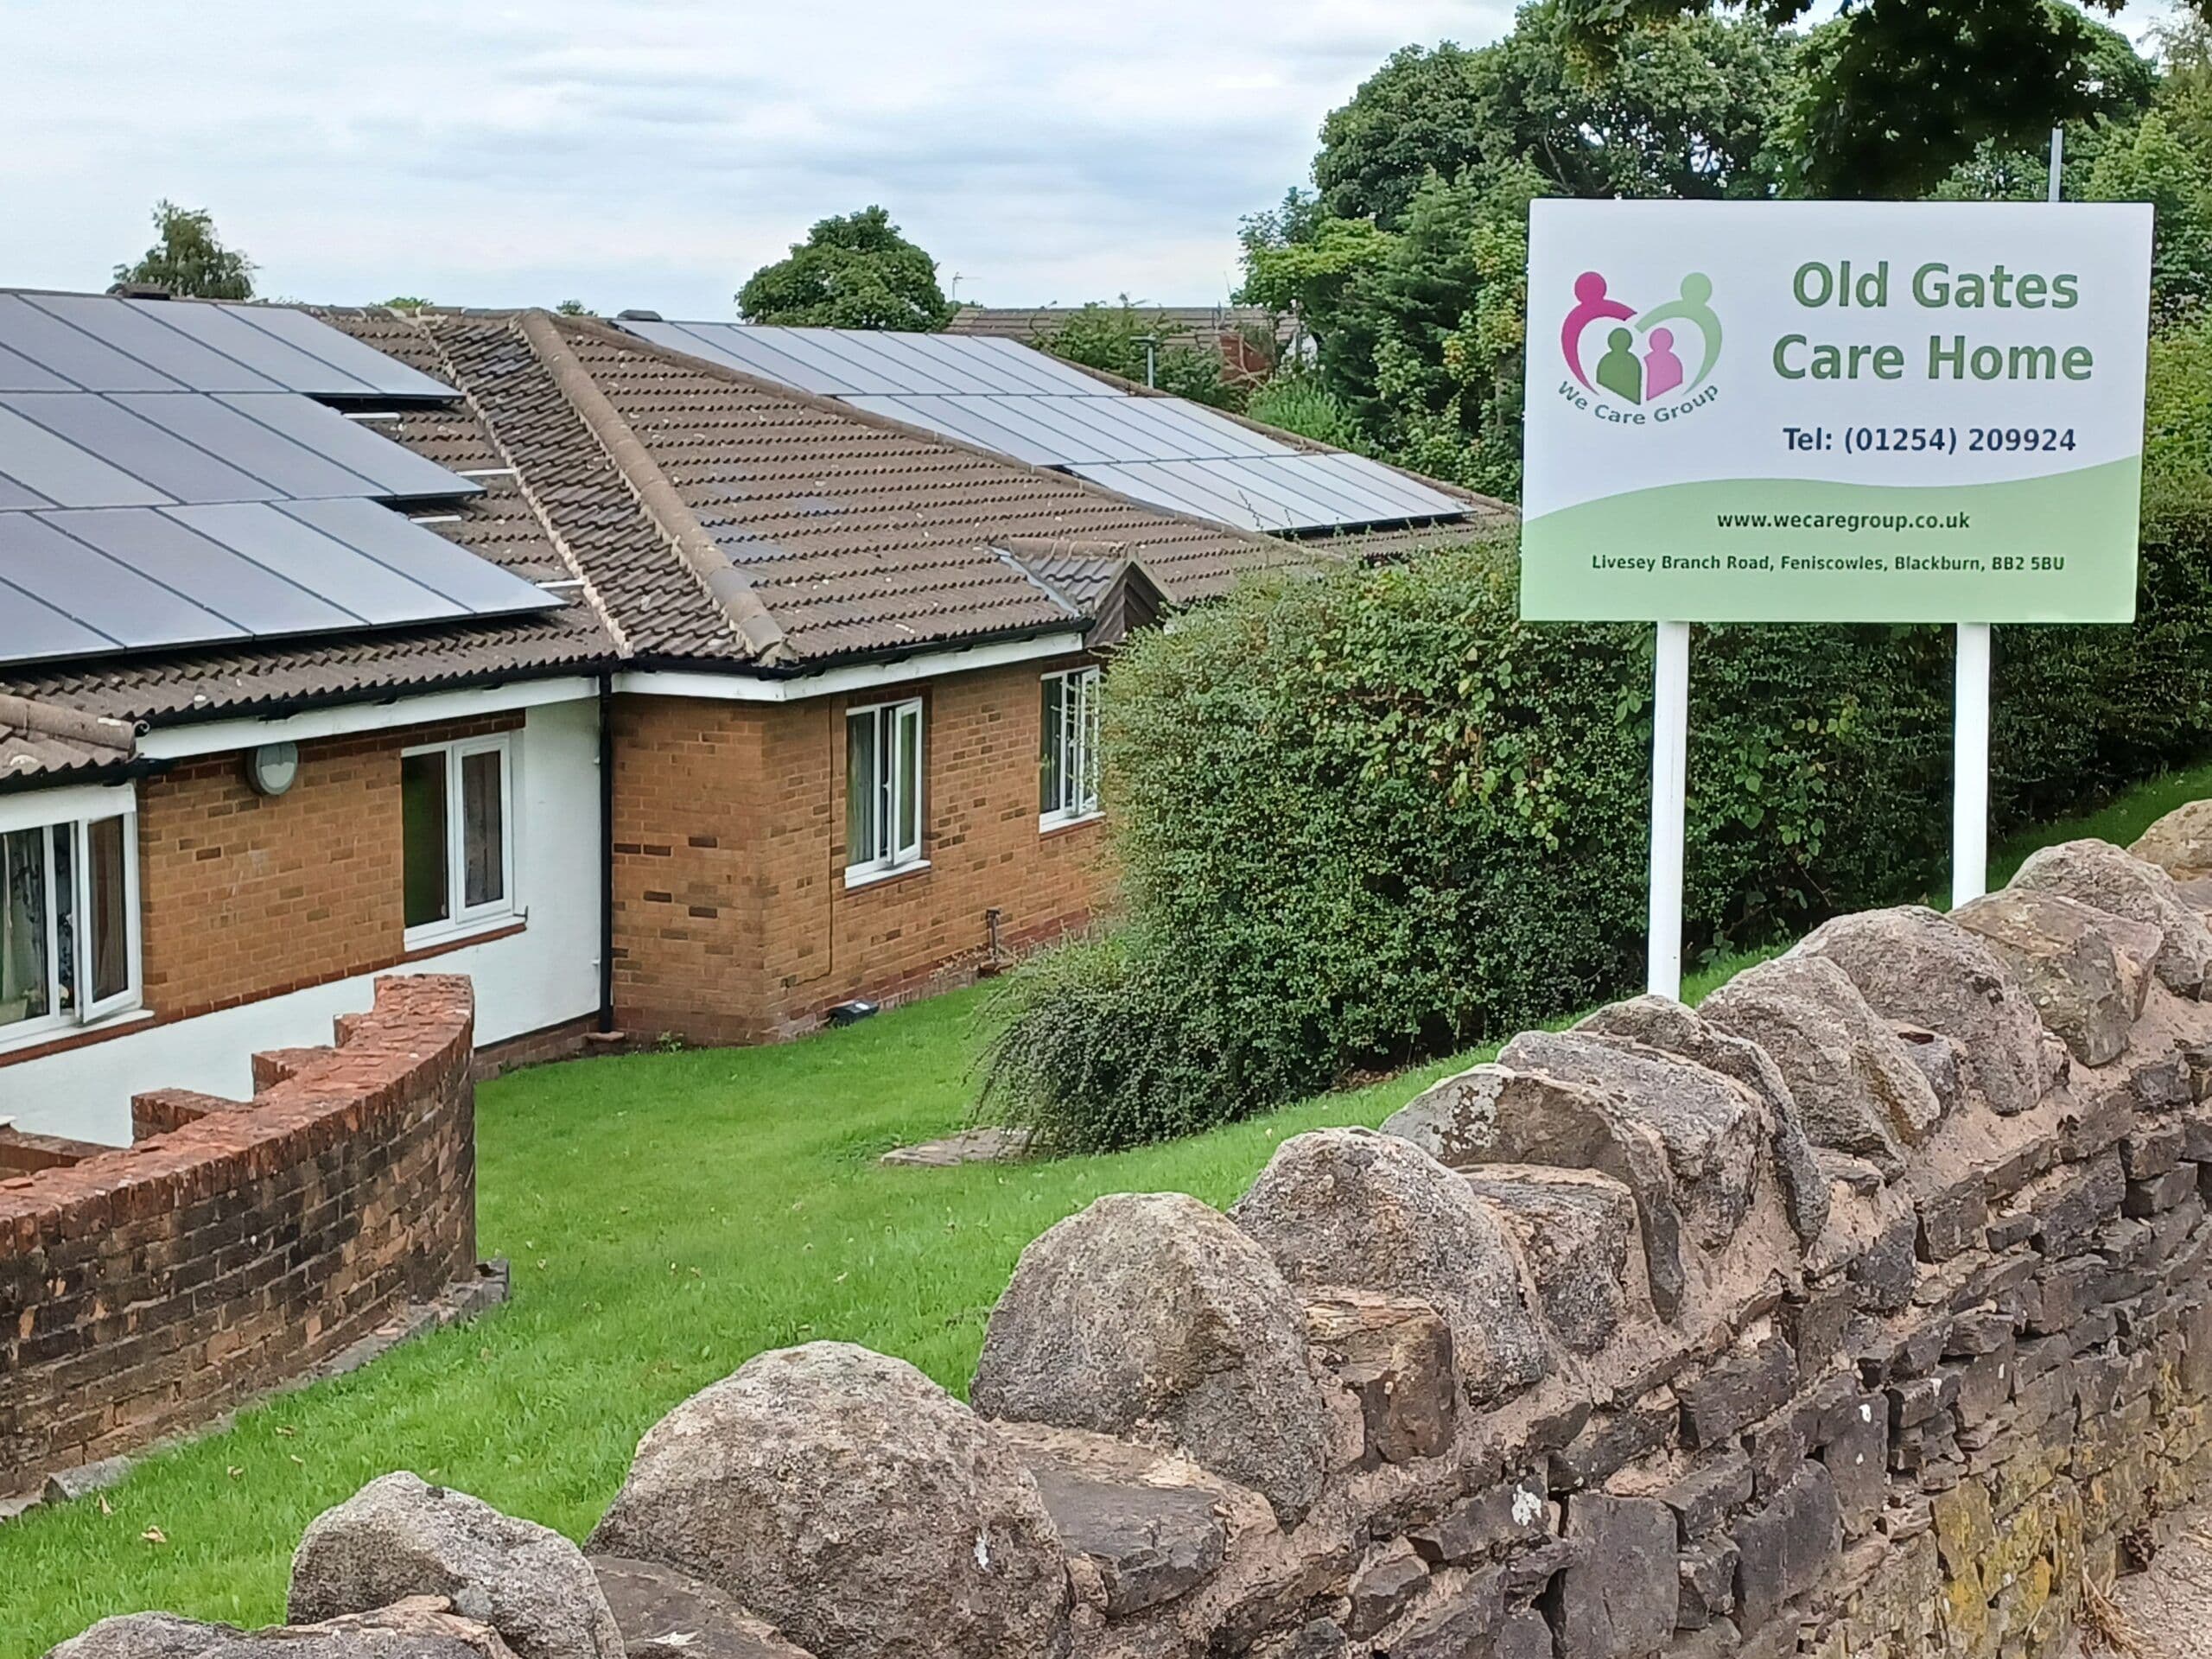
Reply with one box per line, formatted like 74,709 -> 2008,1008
616,320 -> 1471,537
0,291 -> 557,669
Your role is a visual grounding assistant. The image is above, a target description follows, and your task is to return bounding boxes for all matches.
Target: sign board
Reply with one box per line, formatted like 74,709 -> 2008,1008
1520,200 -> 2152,623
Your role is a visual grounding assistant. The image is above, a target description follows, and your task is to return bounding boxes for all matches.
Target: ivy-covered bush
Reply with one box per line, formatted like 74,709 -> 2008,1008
983,475 -> 2212,1152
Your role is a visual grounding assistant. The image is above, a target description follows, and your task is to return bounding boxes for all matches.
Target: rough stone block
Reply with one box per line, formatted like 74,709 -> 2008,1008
1408,1473 -> 1554,1567
1818,1397 -> 1888,1539
1553,1494 -> 1679,1659
1026,1467 -> 1226,1618
1232,1129 -> 1550,1416
1382,1568 -> 1502,1659
1465,1167 -> 1634,1354
1954,887 -> 2160,1067
1745,1411 -> 1811,1503
2123,1122 -> 2186,1181
1701,954 -> 1941,1174
1306,1294 -> 1457,1466
1796,906 -> 2046,1117
1917,1179 -> 1989,1263
1678,1538 -> 1739,1630
1347,1540 -> 1430,1639
2012,837 -> 2212,997
589,1558 -> 814,1659
1679,1337 -> 1796,1449
1780,1280 -> 1855,1375
973,1192 -> 1331,1523
2034,1154 -> 2126,1257
1663,1451 -> 1755,1544
1551,1393 -> 1675,1492
2127,1165 -> 2198,1217
1852,1212 -> 1921,1314
1732,1462 -> 1843,1635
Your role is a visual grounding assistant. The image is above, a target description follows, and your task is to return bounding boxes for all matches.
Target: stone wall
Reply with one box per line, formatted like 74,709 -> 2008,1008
0,976 -> 480,1493
53,811 -> 2212,1659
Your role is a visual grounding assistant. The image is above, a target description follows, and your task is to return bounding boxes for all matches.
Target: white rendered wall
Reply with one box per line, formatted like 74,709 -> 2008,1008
0,698 -> 604,1146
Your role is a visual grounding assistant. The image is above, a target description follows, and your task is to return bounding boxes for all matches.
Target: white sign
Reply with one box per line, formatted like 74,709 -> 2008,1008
1521,200 -> 2153,624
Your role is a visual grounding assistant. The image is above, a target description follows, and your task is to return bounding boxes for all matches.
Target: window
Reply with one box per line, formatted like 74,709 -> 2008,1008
846,698 -> 924,884
0,803 -> 139,1045
402,734 -> 515,938
1040,667 -> 1102,826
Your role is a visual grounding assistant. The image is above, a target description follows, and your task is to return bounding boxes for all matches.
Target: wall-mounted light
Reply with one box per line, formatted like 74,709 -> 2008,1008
245,741 -> 300,798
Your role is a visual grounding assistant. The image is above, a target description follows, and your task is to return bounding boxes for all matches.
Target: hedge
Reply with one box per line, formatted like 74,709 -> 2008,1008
980,333 -> 2212,1153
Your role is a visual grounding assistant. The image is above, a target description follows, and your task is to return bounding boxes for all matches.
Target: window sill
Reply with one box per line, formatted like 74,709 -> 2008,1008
1039,810 -> 1103,836
0,1004 -> 152,1063
843,858 -> 931,892
401,912 -> 527,960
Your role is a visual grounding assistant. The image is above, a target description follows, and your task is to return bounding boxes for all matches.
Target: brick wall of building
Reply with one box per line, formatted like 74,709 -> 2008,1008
611,657 -> 1109,1044
0,976 -> 478,1490
134,715 -> 522,1025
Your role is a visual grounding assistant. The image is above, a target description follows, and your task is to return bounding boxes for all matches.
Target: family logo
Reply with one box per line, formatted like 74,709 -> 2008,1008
1561,272 -> 1722,408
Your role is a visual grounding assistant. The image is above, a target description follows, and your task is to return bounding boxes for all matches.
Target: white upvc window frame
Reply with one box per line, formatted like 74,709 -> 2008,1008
844,696 -> 925,887
0,788 -> 143,1052
1039,666 -> 1103,830
401,732 -> 519,947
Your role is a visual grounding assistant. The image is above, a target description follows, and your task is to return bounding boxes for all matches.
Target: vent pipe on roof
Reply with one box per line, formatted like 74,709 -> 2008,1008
106,281 -> 171,300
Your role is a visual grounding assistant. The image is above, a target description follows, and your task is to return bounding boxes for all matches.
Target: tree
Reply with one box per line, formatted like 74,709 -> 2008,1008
113,201 -> 254,300
1039,300 -> 1245,410
737,207 -> 955,330
1311,5 -> 1794,228
2087,112 -> 2212,321
1563,0 -> 2163,197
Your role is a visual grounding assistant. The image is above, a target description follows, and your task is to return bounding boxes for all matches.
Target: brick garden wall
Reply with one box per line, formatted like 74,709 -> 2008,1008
0,975 -> 479,1492
610,658 -> 1107,1046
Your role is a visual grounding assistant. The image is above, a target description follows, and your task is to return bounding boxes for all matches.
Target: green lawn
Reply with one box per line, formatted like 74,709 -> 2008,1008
3,761 -> 2207,1655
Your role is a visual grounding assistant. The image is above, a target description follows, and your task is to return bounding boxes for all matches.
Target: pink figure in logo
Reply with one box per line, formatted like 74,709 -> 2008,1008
1561,271 -> 1634,391
1643,327 -> 1685,398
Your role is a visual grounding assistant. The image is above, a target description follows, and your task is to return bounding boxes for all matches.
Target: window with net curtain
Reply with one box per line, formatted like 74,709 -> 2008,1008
1,808 -> 137,1039
402,735 -> 513,935
847,698 -> 924,880
1039,667 -> 1102,823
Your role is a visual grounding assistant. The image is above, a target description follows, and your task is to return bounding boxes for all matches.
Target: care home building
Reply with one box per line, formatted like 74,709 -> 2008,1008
0,291 -> 1502,1145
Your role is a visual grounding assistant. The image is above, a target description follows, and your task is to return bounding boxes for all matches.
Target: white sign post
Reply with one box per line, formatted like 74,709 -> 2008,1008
1647,620 -> 1691,1000
1522,195 -> 2151,998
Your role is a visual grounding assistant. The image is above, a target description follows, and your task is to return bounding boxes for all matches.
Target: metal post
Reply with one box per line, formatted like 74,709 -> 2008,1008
1140,335 -> 1157,389
1649,620 -> 1691,1000
1955,129 -> 2062,907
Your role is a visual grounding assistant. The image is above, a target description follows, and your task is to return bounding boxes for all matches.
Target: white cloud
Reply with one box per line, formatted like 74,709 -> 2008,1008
0,0 -> 1500,313
0,0 -> 2178,315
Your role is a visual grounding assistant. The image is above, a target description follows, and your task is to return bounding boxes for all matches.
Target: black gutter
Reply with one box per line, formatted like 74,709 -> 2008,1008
597,670 -> 617,1034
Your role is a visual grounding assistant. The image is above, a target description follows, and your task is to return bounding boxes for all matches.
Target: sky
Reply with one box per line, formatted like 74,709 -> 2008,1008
0,0 -> 2183,319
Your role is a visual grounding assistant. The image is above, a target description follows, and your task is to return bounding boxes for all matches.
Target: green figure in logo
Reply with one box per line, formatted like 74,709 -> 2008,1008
1595,327 -> 1643,404
1637,273 -> 1721,391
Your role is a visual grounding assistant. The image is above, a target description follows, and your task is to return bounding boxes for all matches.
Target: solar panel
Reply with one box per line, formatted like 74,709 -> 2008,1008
0,512 -> 239,652
0,499 -> 558,668
0,289 -> 460,401
1,392 -> 283,504
0,295 -> 184,393
22,293 -> 284,392
0,404 -> 170,508
44,507 -> 362,635
617,317 -> 1471,537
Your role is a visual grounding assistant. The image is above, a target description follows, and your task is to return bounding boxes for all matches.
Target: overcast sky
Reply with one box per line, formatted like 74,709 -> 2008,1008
0,1 -> 2180,318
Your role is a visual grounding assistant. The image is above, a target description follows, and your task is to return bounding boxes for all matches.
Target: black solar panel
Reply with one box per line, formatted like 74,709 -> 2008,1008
0,289 -> 458,401
0,290 -> 555,670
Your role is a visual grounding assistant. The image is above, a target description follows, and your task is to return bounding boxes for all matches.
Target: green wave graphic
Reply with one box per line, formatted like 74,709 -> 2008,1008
1520,455 -> 2144,623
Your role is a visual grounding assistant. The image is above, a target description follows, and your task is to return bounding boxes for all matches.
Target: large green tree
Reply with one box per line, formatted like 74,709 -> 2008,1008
1313,6 -> 1794,227
113,201 -> 254,300
737,206 -> 955,330
1565,0 -> 2167,197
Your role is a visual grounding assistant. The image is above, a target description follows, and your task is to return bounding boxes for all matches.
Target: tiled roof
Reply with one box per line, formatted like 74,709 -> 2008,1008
428,311 -> 1307,665
0,695 -> 136,788
0,302 -> 1501,773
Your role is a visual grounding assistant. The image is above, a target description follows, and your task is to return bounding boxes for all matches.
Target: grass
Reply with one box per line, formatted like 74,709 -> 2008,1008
3,761 -> 2207,1653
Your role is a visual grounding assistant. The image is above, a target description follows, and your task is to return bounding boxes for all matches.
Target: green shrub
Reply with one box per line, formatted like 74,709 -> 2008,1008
982,476 -> 2212,1151
1246,372 -> 1362,449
